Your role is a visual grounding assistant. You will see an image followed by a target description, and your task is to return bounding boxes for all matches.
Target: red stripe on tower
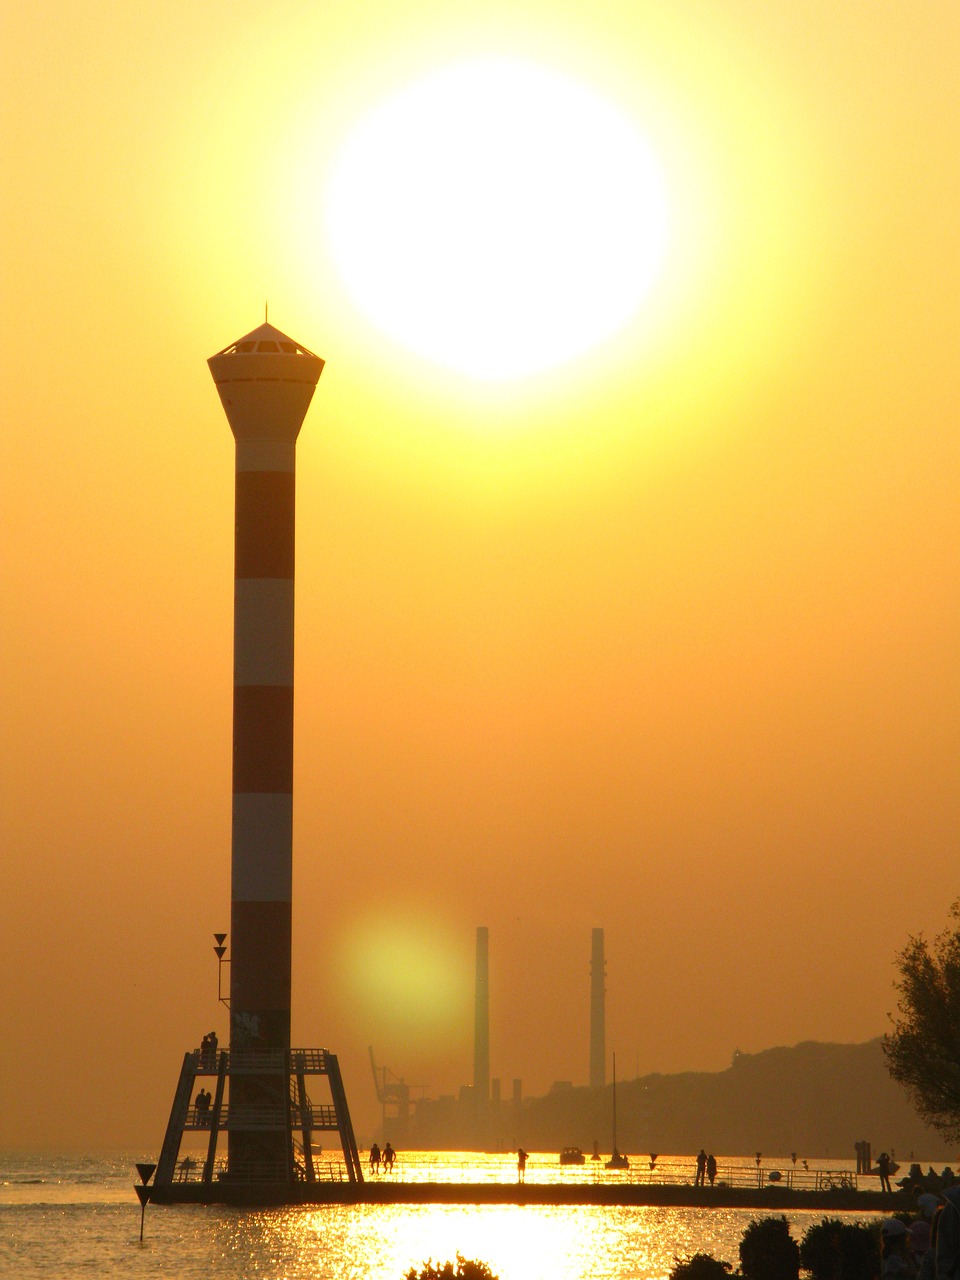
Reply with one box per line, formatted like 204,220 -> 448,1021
208,323 -> 323,1173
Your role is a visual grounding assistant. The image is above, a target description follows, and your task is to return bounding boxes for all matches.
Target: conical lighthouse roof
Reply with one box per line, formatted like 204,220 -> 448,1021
209,322 -> 322,361
208,321 -> 324,444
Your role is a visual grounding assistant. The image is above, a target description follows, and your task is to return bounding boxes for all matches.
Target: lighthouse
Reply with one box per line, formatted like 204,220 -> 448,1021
149,323 -> 362,1200
208,322 -> 321,1065
208,322 -> 321,1173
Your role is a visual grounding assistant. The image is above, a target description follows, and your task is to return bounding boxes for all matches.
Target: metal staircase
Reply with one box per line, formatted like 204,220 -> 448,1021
153,1046 -> 363,1198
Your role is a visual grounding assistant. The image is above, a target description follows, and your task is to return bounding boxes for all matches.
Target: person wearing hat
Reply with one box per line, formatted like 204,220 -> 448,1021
910,1220 -> 932,1278
880,1218 -> 915,1279
917,1193 -> 940,1221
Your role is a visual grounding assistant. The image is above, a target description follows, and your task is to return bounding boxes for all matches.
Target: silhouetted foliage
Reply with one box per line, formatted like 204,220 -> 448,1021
739,1216 -> 799,1280
405,1257 -> 498,1280
669,1254 -> 733,1280
799,1217 -> 880,1280
883,902 -> 960,1140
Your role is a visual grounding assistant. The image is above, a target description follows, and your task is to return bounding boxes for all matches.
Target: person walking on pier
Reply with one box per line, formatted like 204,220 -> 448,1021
369,1143 -> 381,1174
517,1149 -> 528,1183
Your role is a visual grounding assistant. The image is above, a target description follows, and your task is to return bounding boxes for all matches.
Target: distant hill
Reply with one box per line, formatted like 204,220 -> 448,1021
514,1039 -> 956,1161
405,1039 -> 957,1161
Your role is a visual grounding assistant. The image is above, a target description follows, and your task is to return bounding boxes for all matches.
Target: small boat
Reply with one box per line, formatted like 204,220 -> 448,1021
604,1053 -> 629,1170
560,1147 -> 586,1165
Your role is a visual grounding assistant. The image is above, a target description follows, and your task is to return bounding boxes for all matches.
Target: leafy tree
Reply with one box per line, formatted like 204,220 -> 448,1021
406,1258 -> 498,1280
738,1216 -> 799,1280
670,1254 -> 732,1280
799,1217 -> 880,1280
883,901 -> 960,1140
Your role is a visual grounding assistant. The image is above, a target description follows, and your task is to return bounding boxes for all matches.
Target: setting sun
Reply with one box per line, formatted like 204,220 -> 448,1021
326,57 -> 670,380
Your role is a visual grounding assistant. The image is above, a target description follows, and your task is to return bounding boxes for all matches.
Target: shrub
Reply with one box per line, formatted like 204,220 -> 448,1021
799,1218 -> 880,1280
405,1258 -> 498,1280
670,1254 -> 733,1280
739,1216 -> 800,1280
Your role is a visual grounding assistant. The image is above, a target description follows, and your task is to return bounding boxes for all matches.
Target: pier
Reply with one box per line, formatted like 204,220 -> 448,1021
144,1141 -> 899,1210
146,1177 -> 897,1210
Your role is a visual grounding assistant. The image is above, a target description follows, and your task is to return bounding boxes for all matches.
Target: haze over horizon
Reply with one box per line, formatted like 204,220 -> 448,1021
3,1 -> 959,1152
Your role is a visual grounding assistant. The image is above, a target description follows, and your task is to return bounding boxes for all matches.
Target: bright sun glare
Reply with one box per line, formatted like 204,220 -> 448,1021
327,57 -> 670,381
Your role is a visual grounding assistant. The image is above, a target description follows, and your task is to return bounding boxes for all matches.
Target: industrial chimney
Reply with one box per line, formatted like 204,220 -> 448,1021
590,927 -> 606,1089
474,926 -> 490,1104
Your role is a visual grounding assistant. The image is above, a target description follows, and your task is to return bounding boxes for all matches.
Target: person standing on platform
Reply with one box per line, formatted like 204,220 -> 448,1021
517,1148 -> 528,1183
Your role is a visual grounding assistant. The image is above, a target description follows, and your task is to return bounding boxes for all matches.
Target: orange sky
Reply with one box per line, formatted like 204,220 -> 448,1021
2,1 -> 960,1152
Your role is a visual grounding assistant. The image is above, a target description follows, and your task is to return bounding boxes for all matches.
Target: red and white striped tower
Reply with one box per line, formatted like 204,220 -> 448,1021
208,322 -> 323,1172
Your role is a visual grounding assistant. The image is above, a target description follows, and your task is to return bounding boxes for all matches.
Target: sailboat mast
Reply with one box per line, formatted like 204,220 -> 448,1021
612,1052 -> 617,1148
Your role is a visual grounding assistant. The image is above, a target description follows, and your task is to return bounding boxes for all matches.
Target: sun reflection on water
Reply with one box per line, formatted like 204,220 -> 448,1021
207,1201 -> 869,1280
152,1155 -> 885,1280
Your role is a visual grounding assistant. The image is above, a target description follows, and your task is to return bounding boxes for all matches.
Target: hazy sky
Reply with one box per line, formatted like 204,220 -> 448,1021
3,1 -> 960,1152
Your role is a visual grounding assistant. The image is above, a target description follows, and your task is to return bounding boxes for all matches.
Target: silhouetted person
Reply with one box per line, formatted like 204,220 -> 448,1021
695,1149 -> 707,1186
383,1142 -> 395,1171
707,1153 -> 717,1186
369,1142 -> 381,1174
517,1148 -> 528,1183
910,1220 -> 932,1277
880,1218 -> 914,1278
206,1031 -> 218,1067
879,1151 -> 893,1193
937,1187 -> 960,1280
919,1208 -> 941,1280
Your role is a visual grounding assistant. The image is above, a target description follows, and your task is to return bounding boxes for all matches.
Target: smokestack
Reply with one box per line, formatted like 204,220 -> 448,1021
208,322 -> 323,1170
474,926 -> 490,1103
590,927 -> 606,1089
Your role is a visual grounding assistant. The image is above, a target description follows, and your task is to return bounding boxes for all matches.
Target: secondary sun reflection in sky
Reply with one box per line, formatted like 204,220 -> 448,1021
337,915 -> 471,1037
